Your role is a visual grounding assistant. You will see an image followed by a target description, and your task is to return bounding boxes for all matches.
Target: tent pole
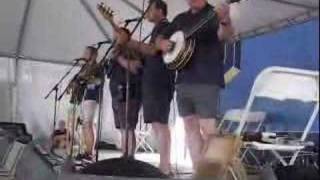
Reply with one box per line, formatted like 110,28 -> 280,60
11,0 -> 32,122
265,0 -> 318,11
0,53 -> 75,66
79,0 -> 111,40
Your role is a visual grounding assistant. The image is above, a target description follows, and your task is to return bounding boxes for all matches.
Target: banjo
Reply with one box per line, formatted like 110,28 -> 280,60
163,1 -> 237,70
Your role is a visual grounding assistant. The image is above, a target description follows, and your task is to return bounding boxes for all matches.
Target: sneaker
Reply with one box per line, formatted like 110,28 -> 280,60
73,154 -> 86,165
73,163 -> 86,172
81,153 -> 95,164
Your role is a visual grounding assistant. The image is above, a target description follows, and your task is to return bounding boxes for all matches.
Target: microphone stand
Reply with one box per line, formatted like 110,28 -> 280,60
44,60 -> 80,153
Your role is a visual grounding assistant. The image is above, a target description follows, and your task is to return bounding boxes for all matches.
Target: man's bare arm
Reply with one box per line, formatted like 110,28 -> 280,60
216,3 -> 235,42
218,21 -> 235,42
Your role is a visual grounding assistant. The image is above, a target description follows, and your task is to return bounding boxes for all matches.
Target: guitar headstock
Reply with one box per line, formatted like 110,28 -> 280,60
97,2 -> 114,22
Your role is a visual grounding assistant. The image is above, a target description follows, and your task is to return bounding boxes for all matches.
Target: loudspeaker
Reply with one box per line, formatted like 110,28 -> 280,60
0,123 -> 32,144
14,144 -> 57,180
0,138 -> 25,180
0,123 -> 53,180
0,135 -> 57,180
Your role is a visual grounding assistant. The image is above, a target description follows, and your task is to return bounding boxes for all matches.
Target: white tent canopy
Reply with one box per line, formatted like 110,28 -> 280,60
0,0 -> 318,64
0,0 -> 318,141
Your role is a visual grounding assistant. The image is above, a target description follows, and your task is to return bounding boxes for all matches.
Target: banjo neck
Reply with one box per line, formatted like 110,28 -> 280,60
185,0 -> 237,39
185,9 -> 216,39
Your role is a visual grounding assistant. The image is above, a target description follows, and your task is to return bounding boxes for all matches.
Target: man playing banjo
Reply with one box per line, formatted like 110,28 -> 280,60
156,0 -> 235,170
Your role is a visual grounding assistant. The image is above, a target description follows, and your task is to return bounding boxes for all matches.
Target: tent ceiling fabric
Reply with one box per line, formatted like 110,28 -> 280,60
0,0 -> 27,54
21,0 -> 107,62
0,0 -> 318,64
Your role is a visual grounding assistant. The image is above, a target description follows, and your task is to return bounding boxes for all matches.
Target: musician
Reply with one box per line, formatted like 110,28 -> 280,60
116,0 -> 175,175
78,46 -> 101,162
109,27 -> 143,158
66,66 -> 86,156
156,0 -> 235,170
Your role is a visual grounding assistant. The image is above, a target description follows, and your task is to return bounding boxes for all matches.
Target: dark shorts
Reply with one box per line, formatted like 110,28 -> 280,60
84,85 -> 101,102
112,99 -> 141,130
176,84 -> 220,119
142,85 -> 174,124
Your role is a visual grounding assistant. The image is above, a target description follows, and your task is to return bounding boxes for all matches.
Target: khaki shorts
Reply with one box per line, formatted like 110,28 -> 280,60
176,84 -> 220,119
81,100 -> 98,123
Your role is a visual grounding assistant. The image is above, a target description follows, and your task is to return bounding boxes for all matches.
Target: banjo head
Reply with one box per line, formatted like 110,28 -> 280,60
175,39 -> 195,70
163,31 -> 186,64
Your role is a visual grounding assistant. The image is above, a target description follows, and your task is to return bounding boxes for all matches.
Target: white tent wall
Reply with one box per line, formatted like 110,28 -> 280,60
16,61 -> 74,138
0,58 -> 14,122
14,60 -> 121,144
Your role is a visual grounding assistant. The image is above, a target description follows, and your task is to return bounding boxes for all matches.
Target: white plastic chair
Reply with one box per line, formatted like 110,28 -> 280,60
235,66 -> 319,167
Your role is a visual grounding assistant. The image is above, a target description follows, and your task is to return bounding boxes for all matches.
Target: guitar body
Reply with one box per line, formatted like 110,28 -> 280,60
163,31 -> 195,70
53,134 -> 67,149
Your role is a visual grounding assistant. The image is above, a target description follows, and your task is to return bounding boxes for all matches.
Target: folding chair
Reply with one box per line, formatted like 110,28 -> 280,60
236,66 -> 319,167
218,109 -> 266,133
218,109 -> 267,167
135,109 -> 155,153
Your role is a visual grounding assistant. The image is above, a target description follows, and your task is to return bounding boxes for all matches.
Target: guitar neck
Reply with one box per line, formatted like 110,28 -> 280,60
108,20 -> 121,32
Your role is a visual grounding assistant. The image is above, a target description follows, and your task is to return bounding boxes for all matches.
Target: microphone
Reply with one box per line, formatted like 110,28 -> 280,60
73,58 -> 87,64
97,40 -> 113,46
73,58 -> 86,62
124,17 -> 141,24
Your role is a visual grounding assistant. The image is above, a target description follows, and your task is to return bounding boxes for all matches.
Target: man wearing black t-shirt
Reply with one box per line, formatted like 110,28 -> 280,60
156,0 -> 234,170
118,0 -> 175,175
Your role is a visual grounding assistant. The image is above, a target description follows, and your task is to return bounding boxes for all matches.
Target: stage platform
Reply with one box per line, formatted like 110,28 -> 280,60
96,150 -> 193,179
58,150 -> 261,180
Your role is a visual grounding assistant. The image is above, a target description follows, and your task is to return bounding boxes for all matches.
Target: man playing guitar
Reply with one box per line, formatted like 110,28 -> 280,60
109,27 -> 143,158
